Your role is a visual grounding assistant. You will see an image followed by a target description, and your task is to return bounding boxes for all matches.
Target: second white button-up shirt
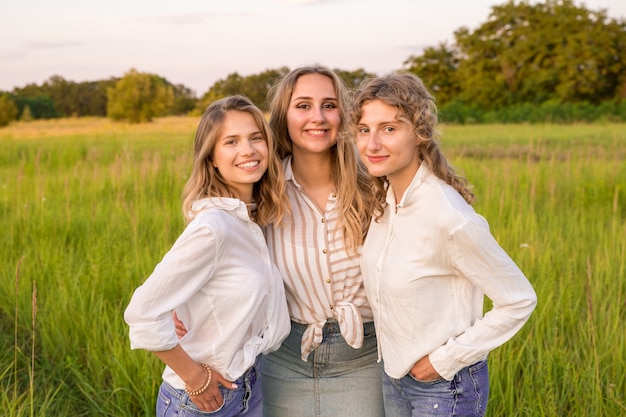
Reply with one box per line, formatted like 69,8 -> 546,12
361,164 -> 537,380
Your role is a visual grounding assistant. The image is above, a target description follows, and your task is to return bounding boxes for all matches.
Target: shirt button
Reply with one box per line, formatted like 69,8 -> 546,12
329,305 -> 334,310
322,248 -> 328,254
331,193 -> 337,198
326,279 -> 331,283
321,218 -> 326,223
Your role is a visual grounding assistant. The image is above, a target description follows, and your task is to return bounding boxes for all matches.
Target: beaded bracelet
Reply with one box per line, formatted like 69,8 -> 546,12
184,363 -> 212,396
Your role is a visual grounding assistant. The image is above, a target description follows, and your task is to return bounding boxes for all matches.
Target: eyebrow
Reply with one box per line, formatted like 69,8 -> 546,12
359,119 -> 400,125
291,95 -> 338,102
222,130 -> 263,140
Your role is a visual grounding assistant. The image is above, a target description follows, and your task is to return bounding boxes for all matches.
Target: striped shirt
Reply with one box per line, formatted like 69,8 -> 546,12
265,156 -> 373,361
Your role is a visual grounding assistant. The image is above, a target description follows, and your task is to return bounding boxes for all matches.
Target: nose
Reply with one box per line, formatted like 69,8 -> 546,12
366,131 -> 381,151
310,106 -> 326,123
240,139 -> 255,155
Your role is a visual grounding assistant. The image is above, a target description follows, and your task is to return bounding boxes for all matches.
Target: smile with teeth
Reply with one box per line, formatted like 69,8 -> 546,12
307,129 -> 327,136
237,161 -> 259,169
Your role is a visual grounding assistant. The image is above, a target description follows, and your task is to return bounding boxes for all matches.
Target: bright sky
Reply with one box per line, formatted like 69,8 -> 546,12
1,0 -> 625,96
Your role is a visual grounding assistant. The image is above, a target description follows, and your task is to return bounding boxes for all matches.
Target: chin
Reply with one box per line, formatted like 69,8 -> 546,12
366,167 -> 387,178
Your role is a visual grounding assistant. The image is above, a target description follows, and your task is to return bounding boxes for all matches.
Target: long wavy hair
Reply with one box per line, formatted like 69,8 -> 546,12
349,72 -> 474,219
182,95 -> 289,227
267,65 -> 375,252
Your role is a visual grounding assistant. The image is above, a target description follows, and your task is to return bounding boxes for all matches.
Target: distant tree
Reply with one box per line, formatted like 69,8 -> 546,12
20,105 -> 33,122
12,82 -> 58,119
42,75 -> 74,117
196,66 -> 374,113
107,68 -> 174,123
13,95 -> 57,119
11,76 -> 116,118
169,83 -> 198,115
240,67 -> 290,110
13,82 -> 44,98
76,79 -> 117,116
41,75 -> 116,117
0,94 -> 18,127
196,72 -> 245,113
454,0 -> 626,108
334,68 -> 377,90
196,67 -> 289,113
404,43 -> 462,106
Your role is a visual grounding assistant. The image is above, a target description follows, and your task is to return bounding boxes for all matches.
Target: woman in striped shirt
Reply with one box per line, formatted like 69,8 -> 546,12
260,65 -> 384,417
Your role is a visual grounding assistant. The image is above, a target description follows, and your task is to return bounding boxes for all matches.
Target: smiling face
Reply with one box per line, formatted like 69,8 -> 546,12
356,99 -> 421,200
286,73 -> 341,157
212,110 -> 269,203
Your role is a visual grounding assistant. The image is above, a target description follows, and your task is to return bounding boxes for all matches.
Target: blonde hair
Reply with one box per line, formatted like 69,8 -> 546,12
267,65 -> 375,252
182,95 -> 289,226
350,72 -> 474,218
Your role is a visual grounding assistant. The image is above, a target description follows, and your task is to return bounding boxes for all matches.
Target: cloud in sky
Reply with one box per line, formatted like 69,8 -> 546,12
3,40 -> 90,61
150,11 -> 256,25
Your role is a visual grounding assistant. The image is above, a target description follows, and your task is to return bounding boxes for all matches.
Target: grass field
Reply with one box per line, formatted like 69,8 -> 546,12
1,117 -> 624,416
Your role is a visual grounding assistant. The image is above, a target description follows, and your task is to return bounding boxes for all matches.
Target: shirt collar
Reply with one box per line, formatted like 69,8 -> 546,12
387,163 -> 432,208
190,197 -> 251,221
282,155 -> 303,189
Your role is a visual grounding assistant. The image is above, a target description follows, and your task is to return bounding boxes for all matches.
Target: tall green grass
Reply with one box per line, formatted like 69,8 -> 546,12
1,118 -> 624,416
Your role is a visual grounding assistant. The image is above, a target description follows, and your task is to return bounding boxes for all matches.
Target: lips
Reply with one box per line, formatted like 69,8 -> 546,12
367,155 -> 387,163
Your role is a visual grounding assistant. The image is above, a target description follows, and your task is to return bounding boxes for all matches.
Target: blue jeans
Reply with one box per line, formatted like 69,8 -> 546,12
156,358 -> 262,417
383,360 -> 489,417
260,320 -> 384,417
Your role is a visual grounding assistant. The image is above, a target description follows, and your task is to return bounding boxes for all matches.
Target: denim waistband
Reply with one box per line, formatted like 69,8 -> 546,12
161,378 -> 185,398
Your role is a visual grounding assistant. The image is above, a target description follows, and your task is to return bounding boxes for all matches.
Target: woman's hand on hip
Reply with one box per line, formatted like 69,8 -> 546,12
409,355 -> 442,381
188,366 -> 238,412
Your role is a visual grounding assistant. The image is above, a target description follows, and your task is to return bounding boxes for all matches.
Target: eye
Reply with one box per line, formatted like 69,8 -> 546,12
251,135 -> 265,142
358,127 -> 369,134
296,103 -> 311,109
383,126 -> 395,133
322,102 -> 337,109
224,139 -> 238,145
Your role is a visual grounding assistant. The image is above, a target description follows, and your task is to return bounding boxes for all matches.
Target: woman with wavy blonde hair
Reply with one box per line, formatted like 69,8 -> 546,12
260,65 -> 383,417
351,72 -> 536,417
182,95 -> 289,226
125,95 -> 291,417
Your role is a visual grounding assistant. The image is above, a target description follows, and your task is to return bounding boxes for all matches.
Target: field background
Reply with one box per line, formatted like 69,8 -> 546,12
1,117 -> 624,416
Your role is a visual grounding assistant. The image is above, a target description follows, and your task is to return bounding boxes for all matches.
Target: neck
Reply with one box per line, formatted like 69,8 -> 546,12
388,181 -> 406,205
388,161 -> 421,205
239,189 -> 254,205
291,152 -> 334,189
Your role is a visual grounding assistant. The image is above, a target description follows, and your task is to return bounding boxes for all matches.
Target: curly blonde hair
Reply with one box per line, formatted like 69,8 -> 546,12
349,72 -> 474,219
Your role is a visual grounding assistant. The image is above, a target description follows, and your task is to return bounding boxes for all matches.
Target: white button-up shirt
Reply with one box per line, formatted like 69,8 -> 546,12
361,164 -> 537,380
124,198 -> 290,386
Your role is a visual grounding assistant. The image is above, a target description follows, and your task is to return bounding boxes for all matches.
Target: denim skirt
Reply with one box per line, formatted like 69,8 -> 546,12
260,320 -> 384,417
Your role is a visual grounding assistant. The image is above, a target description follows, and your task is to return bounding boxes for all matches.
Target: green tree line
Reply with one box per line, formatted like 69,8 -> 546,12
407,0 -> 626,123
1,0 -> 624,126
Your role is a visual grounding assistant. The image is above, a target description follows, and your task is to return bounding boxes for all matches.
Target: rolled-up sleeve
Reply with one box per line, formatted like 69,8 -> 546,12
124,222 -> 218,351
